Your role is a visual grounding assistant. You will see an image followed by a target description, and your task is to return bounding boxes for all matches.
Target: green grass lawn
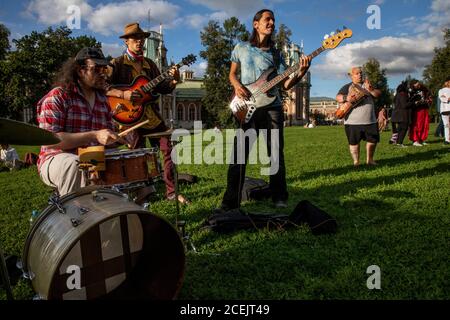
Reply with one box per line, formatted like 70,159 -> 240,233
1,125 -> 449,300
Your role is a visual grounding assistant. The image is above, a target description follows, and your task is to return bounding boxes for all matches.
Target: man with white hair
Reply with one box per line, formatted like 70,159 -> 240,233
336,67 -> 381,166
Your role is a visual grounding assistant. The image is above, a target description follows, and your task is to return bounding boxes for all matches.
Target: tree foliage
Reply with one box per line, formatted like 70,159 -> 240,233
274,24 -> 292,51
423,29 -> 450,96
363,58 -> 392,111
0,23 -> 10,61
0,26 -> 100,121
200,18 -> 249,126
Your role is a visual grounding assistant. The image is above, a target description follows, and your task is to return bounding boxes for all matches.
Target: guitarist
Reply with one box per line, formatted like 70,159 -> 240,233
336,67 -> 381,166
106,22 -> 189,204
217,9 -> 311,212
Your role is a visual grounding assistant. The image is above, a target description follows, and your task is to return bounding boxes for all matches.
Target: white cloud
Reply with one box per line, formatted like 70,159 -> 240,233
314,0 -> 449,80
181,61 -> 207,78
431,0 -> 450,11
101,42 -> 125,58
399,0 -> 450,36
188,0 -> 264,19
25,0 -> 180,36
88,0 -> 180,36
25,0 -> 93,25
313,34 -> 444,79
184,11 -> 230,29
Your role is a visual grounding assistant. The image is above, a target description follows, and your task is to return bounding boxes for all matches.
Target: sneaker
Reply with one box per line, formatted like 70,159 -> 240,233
421,142 -> 428,145
444,141 -> 450,145
273,200 -> 288,208
413,141 -> 423,147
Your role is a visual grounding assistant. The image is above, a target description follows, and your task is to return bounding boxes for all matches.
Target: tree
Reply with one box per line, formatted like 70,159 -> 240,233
363,58 -> 392,111
200,18 -> 249,126
423,29 -> 450,97
274,23 -> 292,51
1,26 -> 100,120
0,23 -> 10,60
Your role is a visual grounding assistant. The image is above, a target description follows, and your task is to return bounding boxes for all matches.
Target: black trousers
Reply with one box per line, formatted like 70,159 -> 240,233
394,122 -> 409,144
221,106 -> 288,209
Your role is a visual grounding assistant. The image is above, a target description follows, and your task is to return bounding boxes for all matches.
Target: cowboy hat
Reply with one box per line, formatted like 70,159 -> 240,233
120,22 -> 150,39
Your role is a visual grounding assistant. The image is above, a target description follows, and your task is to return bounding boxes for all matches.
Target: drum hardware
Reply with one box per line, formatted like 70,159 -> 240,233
176,220 -> 197,252
70,218 -> 80,227
171,138 -> 197,253
92,190 -> 107,202
48,192 -> 66,214
78,207 -> 90,215
0,246 -> 14,300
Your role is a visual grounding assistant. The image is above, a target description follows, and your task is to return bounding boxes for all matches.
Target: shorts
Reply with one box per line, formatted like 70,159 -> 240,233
345,123 -> 380,145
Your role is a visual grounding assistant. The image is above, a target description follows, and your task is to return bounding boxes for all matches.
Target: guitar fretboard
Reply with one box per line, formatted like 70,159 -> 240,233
141,62 -> 184,93
258,46 -> 325,94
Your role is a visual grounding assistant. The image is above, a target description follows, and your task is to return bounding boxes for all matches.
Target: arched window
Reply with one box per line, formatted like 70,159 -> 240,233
163,103 -> 170,120
189,104 -> 196,121
196,104 -> 201,120
177,103 -> 184,121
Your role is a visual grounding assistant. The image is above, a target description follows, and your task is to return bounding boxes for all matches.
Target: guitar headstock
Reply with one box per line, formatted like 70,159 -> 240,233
181,54 -> 197,67
322,27 -> 353,50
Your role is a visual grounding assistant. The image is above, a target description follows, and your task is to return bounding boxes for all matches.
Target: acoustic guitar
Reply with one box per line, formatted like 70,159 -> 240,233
229,28 -> 353,124
108,54 -> 197,126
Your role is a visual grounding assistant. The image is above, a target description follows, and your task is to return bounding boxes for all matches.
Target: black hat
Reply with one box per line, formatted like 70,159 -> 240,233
75,47 -> 109,66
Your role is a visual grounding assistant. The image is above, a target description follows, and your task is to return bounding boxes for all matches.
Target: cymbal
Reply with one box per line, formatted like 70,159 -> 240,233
0,118 -> 61,146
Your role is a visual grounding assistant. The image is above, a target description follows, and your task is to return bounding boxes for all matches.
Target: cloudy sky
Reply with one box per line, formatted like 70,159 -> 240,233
1,0 -> 449,97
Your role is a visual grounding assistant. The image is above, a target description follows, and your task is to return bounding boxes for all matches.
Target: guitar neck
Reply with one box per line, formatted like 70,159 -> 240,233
141,62 -> 183,92
259,46 -> 326,93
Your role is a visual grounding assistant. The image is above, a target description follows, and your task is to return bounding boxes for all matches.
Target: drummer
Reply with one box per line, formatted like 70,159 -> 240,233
36,47 -> 128,196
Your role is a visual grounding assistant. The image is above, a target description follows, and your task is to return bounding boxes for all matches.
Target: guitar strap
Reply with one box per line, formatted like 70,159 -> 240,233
270,48 -> 281,71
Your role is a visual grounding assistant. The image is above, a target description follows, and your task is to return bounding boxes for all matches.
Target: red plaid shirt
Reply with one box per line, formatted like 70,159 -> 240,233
36,86 -> 114,170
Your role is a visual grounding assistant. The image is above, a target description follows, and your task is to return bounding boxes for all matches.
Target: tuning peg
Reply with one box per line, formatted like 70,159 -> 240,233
330,31 -> 336,36
336,29 -> 341,33
343,25 -> 347,30
323,34 -> 330,40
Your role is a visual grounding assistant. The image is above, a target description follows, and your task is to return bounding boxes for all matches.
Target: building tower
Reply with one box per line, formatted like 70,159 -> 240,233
282,41 -> 311,126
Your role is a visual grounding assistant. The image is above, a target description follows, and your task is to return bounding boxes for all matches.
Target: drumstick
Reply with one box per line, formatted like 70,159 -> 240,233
118,120 -> 150,137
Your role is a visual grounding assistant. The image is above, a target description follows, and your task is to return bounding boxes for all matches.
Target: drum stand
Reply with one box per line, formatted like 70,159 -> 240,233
171,138 -> 197,253
0,246 -> 14,300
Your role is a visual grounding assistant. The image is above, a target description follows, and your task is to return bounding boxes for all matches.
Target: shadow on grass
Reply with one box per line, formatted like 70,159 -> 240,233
288,148 -> 449,183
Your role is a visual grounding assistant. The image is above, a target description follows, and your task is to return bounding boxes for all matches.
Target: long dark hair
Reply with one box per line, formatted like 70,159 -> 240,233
396,81 -> 408,94
249,9 -> 275,48
52,57 -> 83,90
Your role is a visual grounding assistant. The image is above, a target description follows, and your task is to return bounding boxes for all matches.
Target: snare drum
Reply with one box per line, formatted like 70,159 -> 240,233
100,148 -> 160,187
22,187 -> 185,300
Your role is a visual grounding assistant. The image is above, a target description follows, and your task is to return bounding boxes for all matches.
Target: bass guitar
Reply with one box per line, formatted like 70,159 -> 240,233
229,28 -> 353,124
108,54 -> 196,126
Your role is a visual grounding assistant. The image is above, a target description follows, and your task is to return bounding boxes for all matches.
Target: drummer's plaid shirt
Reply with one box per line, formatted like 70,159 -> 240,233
36,85 -> 114,171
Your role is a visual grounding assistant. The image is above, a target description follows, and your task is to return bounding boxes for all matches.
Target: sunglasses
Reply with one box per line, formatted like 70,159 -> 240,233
82,64 -> 108,73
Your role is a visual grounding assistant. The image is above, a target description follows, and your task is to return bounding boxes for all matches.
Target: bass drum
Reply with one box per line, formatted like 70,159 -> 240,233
22,187 -> 185,300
